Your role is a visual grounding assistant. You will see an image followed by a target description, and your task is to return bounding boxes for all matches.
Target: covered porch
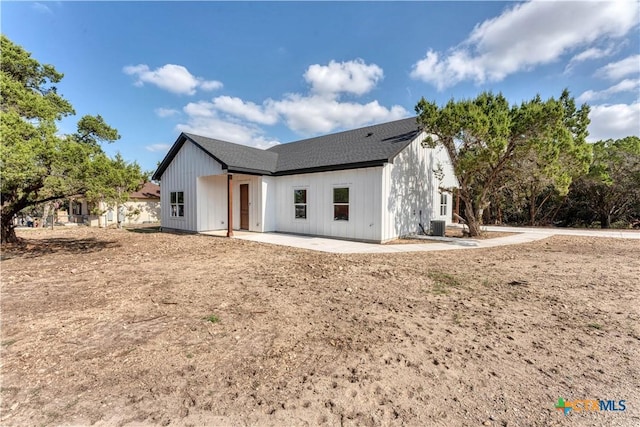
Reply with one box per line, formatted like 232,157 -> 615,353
196,172 -> 272,235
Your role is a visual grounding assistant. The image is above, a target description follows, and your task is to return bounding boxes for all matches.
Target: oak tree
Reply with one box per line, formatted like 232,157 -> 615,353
415,91 -> 588,236
0,35 -> 143,242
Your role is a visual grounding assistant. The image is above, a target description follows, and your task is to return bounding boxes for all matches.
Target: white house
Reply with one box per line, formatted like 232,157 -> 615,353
152,117 -> 457,243
66,182 -> 161,227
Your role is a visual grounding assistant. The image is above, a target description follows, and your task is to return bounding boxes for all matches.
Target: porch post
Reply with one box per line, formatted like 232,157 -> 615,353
227,173 -> 234,237
454,189 -> 460,223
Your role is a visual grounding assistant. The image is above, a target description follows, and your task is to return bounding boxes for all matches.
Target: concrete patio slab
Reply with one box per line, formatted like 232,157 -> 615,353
201,226 -> 639,254
201,230 -> 551,254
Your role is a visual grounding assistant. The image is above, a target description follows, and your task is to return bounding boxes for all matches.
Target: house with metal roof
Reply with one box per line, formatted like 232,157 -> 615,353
152,117 -> 458,243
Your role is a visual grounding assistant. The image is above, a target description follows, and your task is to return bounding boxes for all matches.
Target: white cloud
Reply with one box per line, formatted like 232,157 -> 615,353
154,107 -> 180,118
32,2 -> 53,14
175,59 -> 408,143
183,101 -> 216,117
272,94 -> 407,135
588,102 -> 640,141
304,59 -> 384,96
145,143 -> 171,152
595,55 -> 640,81
577,79 -> 640,103
565,45 -> 618,73
178,103 -> 279,149
411,1 -> 640,90
211,96 -> 279,125
123,64 -> 223,95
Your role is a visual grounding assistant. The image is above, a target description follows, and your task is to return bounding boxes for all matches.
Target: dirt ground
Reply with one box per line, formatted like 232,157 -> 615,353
1,227 -> 638,426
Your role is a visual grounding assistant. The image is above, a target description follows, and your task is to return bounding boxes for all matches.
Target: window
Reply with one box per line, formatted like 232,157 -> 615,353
71,201 -> 82,215
294,189 -> 307,219
333,187 -> 349,221
170,191 -> 184,217
440,193 -> 448,216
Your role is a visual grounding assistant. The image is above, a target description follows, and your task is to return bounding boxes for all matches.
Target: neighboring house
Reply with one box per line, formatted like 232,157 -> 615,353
67,182 -> 161,227
123,181 -> 161,225
152,117 -> 458,243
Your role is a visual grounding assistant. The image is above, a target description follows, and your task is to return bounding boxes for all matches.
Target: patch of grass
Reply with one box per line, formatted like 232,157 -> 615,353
205,314 -> 220,324
186,353 -> 194,359
1,339 -> 17,348
452,312 -> 462,325
481,279 -> 497,287
587,323 -> 602,330
428,271 -> 462,294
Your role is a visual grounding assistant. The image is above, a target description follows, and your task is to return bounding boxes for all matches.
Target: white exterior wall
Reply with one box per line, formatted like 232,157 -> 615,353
124,200 -> 160,224
197,175 -> 226,231
381,132 -> 457,241
159,140 -> 223,232
273,167 -> 383,242
261,176 -> 278,232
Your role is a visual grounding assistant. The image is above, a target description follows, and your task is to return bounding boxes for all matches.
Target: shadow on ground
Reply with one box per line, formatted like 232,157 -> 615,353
1,237 -> 119,260
125,226 -> 161,234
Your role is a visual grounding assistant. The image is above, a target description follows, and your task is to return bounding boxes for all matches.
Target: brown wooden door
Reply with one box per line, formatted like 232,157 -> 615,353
240,184 -> 249,230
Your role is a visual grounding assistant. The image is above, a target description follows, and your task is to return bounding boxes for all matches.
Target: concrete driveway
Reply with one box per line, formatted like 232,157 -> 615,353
203,226 -> 638,254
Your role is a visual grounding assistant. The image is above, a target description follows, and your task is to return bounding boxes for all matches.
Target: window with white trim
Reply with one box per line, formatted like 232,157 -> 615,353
440,193 -> 448,216
170,191 -> 184,217
333,187 -> 349,221
294,189 -> 307,219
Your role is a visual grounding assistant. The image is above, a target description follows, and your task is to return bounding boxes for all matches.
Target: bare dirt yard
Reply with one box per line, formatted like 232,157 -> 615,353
1,227 -> 639,426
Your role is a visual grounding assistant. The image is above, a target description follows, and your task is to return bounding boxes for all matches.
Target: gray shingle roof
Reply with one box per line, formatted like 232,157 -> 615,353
185,133 -> 279,174
269,117 -> 420,174
153,117 -> 420,180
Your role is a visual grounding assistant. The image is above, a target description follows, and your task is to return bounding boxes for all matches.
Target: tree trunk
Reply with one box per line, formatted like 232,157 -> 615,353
529,198 -> 536,226
42,203 -> 51,228
600,212 -> 611,228
1,217 -> 18,243
1,198 -> 30,243
462,198 -> 481,237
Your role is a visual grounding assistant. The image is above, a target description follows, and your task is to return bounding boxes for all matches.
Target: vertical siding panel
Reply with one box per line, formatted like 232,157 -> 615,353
270,167 -> 382,241
158,140 -> 222,232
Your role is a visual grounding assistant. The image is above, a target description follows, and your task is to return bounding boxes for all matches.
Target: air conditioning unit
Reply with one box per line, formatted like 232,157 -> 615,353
430,220 -> 446,237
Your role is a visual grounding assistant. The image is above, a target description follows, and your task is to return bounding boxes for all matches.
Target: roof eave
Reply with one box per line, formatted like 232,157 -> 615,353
227,167 -> 274,176
274,160 -> 388,176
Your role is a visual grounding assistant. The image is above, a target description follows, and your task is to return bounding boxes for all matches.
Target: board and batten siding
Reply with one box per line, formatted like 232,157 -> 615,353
231,174 -> 264,232
159,140 -> 223,232
196,175 -> 226,231
381,132 -> 458,241
261,176 -> 278,232
273,167 -> 383,242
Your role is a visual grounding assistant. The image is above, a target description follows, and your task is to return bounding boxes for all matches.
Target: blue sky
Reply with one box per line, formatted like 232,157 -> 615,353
4,1 -> 639,173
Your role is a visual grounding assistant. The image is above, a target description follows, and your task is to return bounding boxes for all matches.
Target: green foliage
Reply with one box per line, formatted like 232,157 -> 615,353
500,90 -> 592,224
84,153 -> 145,221
205,314 -> 220,324
0,35 -> 143,242
564,136 -> 640,228
416,90 -> 590,235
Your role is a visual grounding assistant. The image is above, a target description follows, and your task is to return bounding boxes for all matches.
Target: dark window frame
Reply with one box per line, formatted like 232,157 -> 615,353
170,191 -> 185,218
294,189 -> 307,220
440,192 -> 448,216
333,187 -> 349,221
